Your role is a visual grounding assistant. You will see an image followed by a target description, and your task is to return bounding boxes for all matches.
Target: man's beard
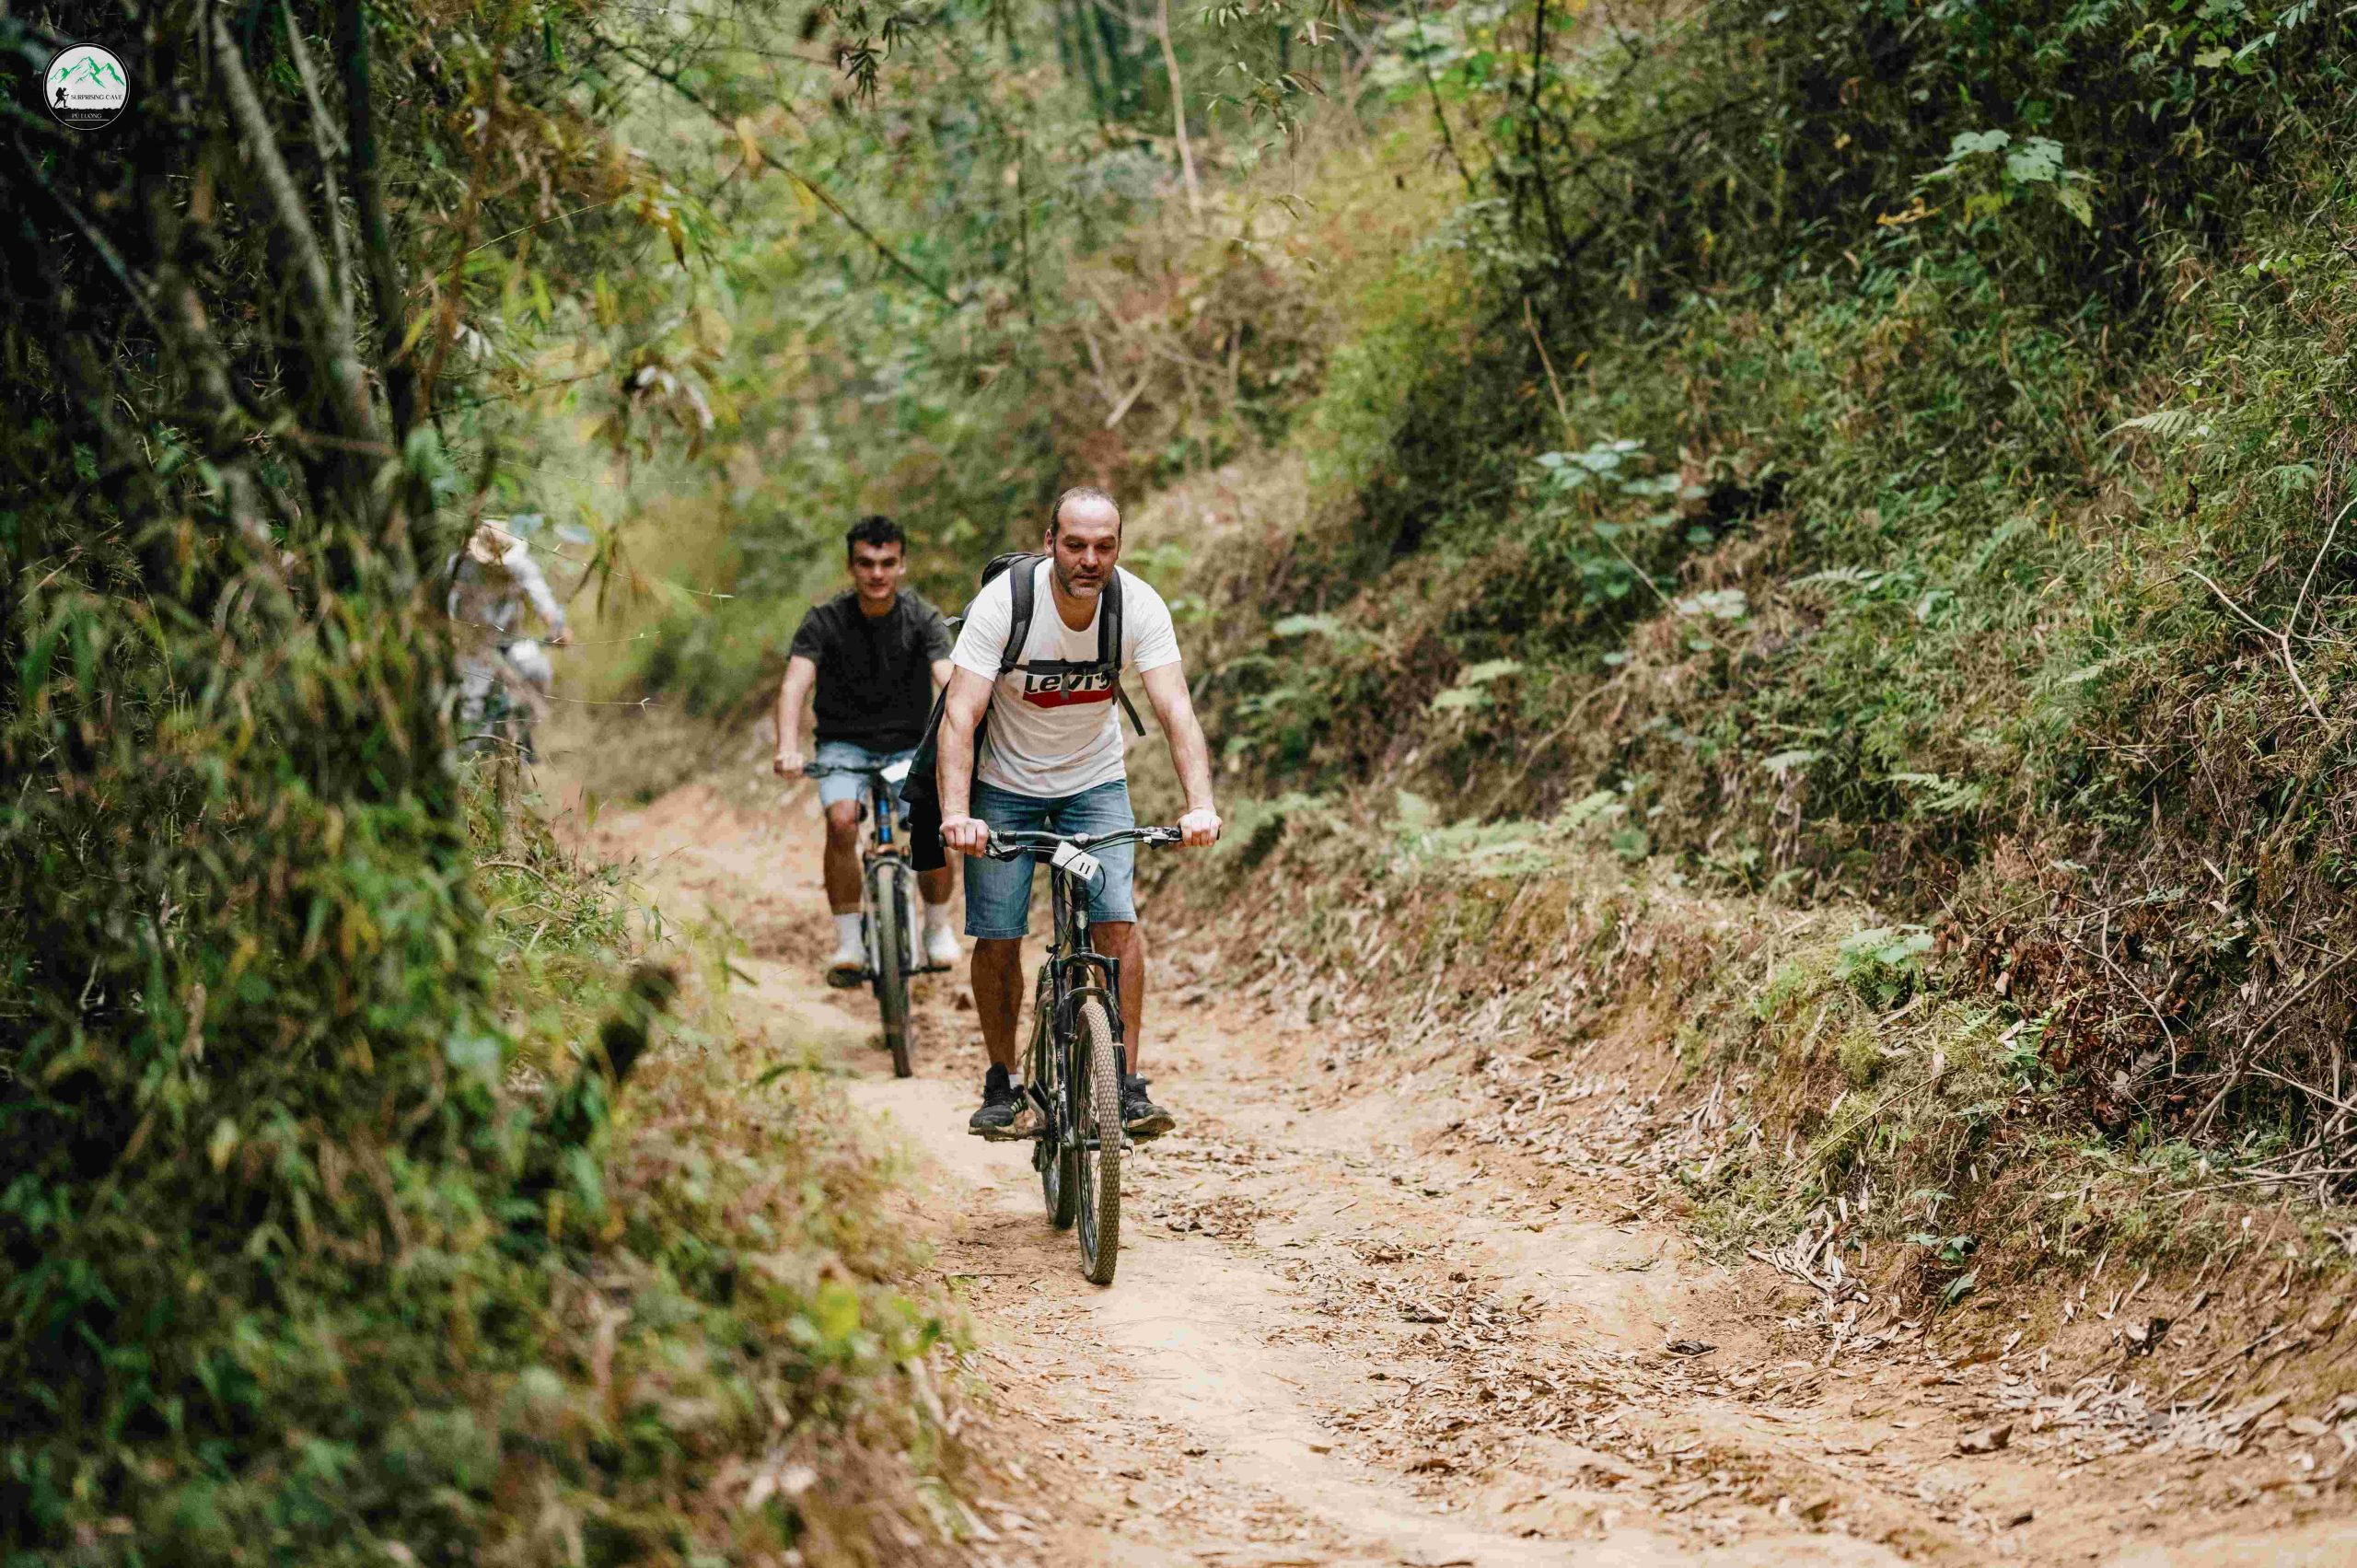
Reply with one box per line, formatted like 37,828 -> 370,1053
1053,563 -> 1107,598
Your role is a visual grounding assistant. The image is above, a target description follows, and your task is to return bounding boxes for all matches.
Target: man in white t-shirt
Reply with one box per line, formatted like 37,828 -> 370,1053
936,487 -> 1223,1140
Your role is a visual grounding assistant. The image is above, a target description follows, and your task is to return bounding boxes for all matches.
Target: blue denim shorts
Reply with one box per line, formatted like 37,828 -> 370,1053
812,739 -> 916,811
963,779 -> 1136,939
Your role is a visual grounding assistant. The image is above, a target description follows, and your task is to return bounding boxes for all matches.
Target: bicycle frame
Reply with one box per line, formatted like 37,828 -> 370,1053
1041,853 -> 1122,1074
984,826 -> 1182,1132
804,759 -> 914,864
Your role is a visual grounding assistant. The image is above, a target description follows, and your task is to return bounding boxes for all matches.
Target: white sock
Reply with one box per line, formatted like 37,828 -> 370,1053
833,912 -> 862,951
924,899 -> 956,935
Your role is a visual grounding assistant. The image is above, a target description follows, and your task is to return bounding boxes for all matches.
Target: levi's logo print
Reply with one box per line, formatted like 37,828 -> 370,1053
1019,657 -> 1116,709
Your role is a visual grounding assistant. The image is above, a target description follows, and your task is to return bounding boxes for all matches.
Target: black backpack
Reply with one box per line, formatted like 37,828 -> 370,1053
904,553 -> 1144,871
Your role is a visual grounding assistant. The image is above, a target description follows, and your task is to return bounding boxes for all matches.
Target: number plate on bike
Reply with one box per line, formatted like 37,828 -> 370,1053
1050,841 -> 1104,886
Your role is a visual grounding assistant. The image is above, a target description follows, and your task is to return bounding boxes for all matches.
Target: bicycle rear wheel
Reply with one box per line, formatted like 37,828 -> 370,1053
1073,996 -> 1121,1284
872,865 -> 913,1078
1031,978 -> 1076,1229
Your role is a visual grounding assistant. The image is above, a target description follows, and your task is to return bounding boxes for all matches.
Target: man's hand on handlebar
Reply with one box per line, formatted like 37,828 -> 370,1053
772,745 -> 805,780
940,814 -> 990,855
1178,806 -> 1222,848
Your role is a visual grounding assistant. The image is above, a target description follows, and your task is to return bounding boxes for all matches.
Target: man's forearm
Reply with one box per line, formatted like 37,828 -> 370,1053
1170,716 -> 1216,811
773,689 -> 798,753
938,714 -> 976,819
774,663 -> 813,753
1144,668 -> 1217,810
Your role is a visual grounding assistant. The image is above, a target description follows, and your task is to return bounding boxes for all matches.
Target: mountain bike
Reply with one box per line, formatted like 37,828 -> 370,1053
806,758 -> 947,1077
459,639 -> 554,764
978,824 -> 1183,1285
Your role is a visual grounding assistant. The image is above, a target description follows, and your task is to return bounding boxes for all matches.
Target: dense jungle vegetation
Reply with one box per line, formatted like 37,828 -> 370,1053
17,0 -> 2357,1555
609,0 -> 2357,1202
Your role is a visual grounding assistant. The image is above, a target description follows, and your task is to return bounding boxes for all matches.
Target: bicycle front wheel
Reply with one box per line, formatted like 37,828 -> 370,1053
1073,996 -> 1122,1284
873,865 -> 913,1077
1029,980 -> 1076,1229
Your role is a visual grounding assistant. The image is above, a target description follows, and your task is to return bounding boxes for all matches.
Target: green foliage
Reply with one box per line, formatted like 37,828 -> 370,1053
1908,1231 -> 1979,1272
1160,0 -> 2357,1171
1918,128 -> 2096,230
1836,926 -> 1935,1008
0,0 -> 975,1558
1302,221 -> 1479,507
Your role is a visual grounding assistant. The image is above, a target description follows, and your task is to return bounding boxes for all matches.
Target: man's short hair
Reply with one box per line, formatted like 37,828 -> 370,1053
845,515 -> 905,557
1049,486 -> 1120,538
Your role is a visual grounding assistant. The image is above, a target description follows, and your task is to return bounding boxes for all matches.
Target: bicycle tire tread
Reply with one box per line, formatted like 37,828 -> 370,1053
1076,997 -> 1120,1284
874,865 -> 913,1078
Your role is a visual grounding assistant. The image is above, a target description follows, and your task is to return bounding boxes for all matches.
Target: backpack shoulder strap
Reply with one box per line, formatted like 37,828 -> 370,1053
1000,554 -> 1041,676
1099,566 -> 1123,671
1105,569 -> 1146,737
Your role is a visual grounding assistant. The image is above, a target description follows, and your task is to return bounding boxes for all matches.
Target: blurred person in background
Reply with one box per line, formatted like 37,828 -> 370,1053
447,517 -> 572,759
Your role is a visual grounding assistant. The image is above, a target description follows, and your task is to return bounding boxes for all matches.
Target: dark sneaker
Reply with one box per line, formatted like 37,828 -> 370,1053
970,1074 -> 1026,1139
1120,1075 -> 1175,1140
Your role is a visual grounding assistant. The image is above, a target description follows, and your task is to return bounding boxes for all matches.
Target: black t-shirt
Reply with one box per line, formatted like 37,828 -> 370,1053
788,589 -> 954,750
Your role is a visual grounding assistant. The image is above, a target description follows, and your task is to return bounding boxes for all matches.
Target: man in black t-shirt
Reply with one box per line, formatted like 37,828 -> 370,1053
772,516 -> 960,983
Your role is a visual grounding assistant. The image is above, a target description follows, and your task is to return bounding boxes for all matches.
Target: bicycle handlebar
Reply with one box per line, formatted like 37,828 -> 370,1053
978,826 -> 1184,861
801,761 -> 914,782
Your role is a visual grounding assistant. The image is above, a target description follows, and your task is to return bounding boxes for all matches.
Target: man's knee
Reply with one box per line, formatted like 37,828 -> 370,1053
823,803 -> 862,842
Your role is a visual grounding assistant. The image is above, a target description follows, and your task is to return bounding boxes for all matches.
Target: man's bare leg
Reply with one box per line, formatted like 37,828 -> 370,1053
822,802 -> 863,912
1093,919 -> 1172,1133
972,935 -> 1025,1073
1090,920 -> 1143,1070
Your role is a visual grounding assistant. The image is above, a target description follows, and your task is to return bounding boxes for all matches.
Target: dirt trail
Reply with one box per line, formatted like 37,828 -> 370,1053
563,762 -> 2357,1568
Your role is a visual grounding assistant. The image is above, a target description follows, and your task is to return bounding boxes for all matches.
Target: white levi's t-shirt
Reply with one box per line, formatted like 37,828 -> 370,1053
950,561 -> 1181,798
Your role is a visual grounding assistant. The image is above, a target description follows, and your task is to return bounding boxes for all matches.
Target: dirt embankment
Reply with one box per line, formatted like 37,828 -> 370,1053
560,738 -> 2357,1567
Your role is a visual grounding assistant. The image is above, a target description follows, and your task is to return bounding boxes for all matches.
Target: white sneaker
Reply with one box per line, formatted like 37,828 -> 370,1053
924,923 -> 960,969
824,941 -> 865,988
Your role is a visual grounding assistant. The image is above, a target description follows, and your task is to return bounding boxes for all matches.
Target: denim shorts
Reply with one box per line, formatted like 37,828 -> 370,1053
962,779 -> 1136,939
812,739 -> 916,811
